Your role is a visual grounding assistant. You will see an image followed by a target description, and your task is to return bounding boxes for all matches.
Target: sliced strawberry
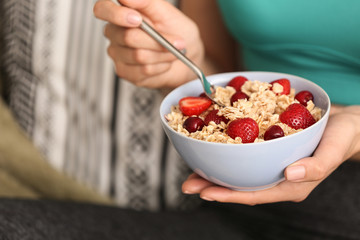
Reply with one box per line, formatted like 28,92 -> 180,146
204,110 -> 229,125
226,76 -> 248,91
179,96 -> 212,116
295,90 -> 314,106
270,78 -> 291,95
226,118 -> 259,143
280,103 -> 316,130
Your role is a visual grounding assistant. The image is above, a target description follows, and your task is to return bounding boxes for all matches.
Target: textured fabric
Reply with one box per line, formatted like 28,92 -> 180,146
0,199 -> 251,240
0,0 -> 38,135
0,0 -> 198,211
2,159 -> 360,240
217,0 -> 360,105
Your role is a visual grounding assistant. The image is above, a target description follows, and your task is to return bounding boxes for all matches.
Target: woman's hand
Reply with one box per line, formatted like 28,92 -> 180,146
182,105 -> 360,205
93,0 -> 204,89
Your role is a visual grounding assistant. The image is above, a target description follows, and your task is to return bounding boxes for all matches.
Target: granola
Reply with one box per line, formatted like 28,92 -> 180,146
166,78 -> 323,144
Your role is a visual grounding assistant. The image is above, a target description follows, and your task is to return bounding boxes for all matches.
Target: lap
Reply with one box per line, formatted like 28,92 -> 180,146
1,161 -> 359,240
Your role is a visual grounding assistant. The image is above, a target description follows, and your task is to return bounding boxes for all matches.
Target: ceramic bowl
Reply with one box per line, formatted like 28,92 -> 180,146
160,72 -> 330,191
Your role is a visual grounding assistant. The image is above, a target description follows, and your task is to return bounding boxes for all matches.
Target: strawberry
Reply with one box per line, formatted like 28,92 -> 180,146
204,110 -> 229,125
226,118 -> 259,143
227,76 -> 248,91
230,91 -> 249,105
280,103 -> 316,130
270,78 -> 291,95
179,96 -> 212,116
295,90 -> 314,106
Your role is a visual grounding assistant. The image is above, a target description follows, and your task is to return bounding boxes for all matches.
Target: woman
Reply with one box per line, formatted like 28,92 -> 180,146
94,0 -> 360,238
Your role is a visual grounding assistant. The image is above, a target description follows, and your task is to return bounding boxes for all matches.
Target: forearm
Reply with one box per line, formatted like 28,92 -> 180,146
345,106 -> 360,161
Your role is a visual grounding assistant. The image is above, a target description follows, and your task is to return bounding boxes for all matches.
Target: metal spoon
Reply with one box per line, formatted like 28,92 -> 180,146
139,21 -> 218,101
112,1 -> 220,104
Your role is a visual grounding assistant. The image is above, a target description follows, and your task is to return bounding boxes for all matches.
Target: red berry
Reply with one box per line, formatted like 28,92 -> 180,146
270,78 -> 291,95
226,76 -> 248,91
204,110 -> 229,125
226,118 -> 259,143
179,97 -> 212,116
280,103 -> 316,130
183,117 -> 205,133
264,125 -> 285,141
199,92 -> 210,99
295,90 -> 314,106
230,91 -> 249,105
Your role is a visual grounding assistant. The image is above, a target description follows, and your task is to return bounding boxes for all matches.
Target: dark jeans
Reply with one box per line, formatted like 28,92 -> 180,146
1,161 -> 360,240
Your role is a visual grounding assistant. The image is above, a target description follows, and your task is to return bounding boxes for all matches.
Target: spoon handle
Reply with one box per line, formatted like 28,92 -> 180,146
140,21 -> 212,94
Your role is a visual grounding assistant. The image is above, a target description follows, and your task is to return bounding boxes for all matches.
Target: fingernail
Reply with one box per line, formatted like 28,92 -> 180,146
286,165 -> 306,181
127,12 -> 142,25
183,190 -> 193,194
201,196 -> 214,201
173,40 -> 186,50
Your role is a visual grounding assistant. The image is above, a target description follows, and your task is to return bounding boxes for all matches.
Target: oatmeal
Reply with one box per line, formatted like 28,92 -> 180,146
165,76 -> 323,144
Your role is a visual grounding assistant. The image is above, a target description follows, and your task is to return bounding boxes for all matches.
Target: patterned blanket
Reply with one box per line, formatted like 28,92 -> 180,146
0,0 -> 198,211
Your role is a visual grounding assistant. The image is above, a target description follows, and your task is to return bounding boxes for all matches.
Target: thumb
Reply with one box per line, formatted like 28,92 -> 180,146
119,0 -> 182,24
284,157 -> 326,182
285,143 -> 341,183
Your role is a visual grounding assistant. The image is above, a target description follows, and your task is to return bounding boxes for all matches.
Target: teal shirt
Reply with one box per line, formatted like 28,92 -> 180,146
217,0 -> 360,105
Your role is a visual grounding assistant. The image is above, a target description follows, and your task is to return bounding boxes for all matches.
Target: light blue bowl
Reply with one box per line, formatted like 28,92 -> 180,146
160,72 -> 330,191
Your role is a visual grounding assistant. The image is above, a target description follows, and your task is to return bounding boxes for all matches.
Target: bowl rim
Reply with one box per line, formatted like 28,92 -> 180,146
160,71 -> 331,147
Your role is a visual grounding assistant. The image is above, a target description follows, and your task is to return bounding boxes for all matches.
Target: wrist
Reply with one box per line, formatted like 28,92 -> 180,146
342,106 -> 360,160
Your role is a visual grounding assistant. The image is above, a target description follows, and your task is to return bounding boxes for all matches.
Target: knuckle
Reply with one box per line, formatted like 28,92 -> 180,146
242,193 -> 259,206
123,29 -> 137,47
313,164 -> 326,181
107,45 -> 116,59
133,80 -> 147,88
103,24 -> 110,38
93,2 -> 101,16
246,201 -> 258,206
140,64 -> 154,76
114,63 -> 125,78
133,49 -> 148,64
293,194 -> 309,203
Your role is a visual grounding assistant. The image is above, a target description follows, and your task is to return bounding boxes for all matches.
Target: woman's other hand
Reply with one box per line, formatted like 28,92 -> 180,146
182,105 -> 360,205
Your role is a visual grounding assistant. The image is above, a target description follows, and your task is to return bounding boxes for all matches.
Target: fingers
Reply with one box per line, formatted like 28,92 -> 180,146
284,116 -> 348,184
104,23 -> 185,52
108,44 -> 177,65
94,0 -> 179,26
182,172 -> 315,205
94,0 -> 142,27
112,60 -> 172,84
197,181 -> 313,205
104,22 -> 186,86
182,113 -> 359,206
182,173 -> 216,194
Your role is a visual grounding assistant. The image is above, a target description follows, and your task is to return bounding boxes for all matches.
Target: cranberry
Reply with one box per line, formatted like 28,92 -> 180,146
264,125 -> 285,141
183,117 -> 205,133
295,90 -> 314,106
204,110 -> 229,125
231,91 -> 249,105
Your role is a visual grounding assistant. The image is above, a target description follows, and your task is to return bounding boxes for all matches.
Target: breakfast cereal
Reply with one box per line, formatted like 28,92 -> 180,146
165,77 -> 323,144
